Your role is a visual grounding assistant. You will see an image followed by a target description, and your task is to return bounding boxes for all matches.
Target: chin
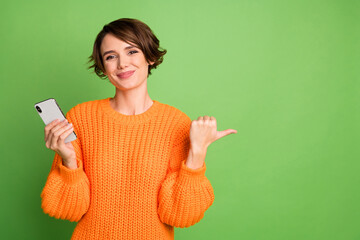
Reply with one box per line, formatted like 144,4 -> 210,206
113,81 -> 142,90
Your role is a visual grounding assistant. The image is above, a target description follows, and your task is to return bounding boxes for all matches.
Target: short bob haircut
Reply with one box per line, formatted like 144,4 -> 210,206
87,18 -> 167,79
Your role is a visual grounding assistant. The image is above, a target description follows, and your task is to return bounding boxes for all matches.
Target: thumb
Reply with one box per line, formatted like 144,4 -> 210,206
216,129 -> 237,141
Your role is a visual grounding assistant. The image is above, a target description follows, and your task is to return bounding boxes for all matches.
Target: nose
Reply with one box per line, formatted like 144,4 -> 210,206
117,56 -> 129,69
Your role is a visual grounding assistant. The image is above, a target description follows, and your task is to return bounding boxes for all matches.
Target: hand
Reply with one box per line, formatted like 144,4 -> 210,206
185,116 -> 237,170
189,116 -> 237,152
44,119 -> 77,168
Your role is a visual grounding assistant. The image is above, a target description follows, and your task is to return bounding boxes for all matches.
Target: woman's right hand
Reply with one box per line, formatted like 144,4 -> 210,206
44,119 -> 77,168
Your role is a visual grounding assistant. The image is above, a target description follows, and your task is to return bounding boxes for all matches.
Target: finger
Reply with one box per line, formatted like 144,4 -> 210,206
45,120 -> 64,147
50,122 -> 72,149
209,116 -> 217,126
203,115 -> 210,120
45,130 -> 54,149
197,116 -> 203,120
44,119 -> 61,141
58,124 -> 74,143
46,120 -> 67,143
55,123 -> 73,143
225,129 -> 237,134
48,118 -> 61,127
216,129 -> 238,140
50,119 -> 69,135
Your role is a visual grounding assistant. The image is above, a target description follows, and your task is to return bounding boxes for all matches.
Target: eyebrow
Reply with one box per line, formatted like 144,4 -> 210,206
102,45 -> 137,57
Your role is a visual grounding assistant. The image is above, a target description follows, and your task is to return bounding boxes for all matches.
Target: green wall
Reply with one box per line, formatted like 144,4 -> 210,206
1,0 -> 359,239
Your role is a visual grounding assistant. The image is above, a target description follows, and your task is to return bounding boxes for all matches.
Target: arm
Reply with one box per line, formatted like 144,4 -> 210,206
157,116 -> 215,228
40,109 -> 90,222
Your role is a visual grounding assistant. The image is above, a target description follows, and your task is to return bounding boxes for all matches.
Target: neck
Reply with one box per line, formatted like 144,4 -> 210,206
110,87 -> 153,116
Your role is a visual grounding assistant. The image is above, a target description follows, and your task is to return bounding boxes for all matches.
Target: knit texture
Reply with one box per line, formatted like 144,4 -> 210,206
40,97 -> 215,240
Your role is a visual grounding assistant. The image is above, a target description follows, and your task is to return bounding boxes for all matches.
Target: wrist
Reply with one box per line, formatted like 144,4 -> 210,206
62,158 -> 78,170
186,148 -> 207,170
190,145 -> 207,155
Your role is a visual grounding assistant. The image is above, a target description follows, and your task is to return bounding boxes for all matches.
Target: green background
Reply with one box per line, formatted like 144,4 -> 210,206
1,0 -> 359,239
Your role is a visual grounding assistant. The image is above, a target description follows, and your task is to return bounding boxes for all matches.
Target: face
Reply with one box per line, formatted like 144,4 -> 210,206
100,33 -> 154,90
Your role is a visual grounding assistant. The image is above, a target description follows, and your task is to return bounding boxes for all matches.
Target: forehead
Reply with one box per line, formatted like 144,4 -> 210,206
100,34 -> 136,53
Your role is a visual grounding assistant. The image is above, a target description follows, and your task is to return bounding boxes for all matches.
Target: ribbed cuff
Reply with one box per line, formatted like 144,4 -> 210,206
57,160 -> 86,184
179,161 -> 207,178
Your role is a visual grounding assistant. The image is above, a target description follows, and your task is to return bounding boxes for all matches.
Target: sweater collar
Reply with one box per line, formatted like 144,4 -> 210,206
100,97 -> 160,124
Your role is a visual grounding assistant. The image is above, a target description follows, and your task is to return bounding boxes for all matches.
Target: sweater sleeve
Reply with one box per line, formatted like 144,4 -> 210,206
157,114 -> 215,228
40,108 -> 90,222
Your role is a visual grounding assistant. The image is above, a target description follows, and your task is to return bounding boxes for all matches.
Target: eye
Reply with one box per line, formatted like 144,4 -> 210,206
105,50 -> 138,61
105,55 -> 115,61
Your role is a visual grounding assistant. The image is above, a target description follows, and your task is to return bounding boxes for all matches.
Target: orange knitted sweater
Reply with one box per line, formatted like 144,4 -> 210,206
40,97 -> 214,239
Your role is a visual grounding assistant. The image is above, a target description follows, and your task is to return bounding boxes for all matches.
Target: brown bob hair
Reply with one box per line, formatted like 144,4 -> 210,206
87,18 -> 167,79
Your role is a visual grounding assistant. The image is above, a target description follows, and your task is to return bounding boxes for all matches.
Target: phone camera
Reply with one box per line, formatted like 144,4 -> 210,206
36,106 -> 42,113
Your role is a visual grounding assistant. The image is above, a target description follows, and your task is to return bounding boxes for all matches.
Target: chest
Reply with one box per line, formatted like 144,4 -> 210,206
80,121 -> 174,189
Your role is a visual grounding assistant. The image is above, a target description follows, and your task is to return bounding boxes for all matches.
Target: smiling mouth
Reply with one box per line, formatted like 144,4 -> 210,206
117,71 -> 135,79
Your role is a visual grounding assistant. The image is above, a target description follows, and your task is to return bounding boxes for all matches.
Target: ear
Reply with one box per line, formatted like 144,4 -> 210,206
149,61 -> 155,66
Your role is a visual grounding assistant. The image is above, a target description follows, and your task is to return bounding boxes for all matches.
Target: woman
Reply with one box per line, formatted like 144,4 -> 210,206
41,18 -> 237,239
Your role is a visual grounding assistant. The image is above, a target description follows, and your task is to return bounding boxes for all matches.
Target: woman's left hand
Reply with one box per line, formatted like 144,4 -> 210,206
185,115 -> 237,169
189,116 -> 237,152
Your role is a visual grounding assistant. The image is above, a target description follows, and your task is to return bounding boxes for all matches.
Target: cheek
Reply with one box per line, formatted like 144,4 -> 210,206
104,62 -> 116,71
133,56 -> 148,67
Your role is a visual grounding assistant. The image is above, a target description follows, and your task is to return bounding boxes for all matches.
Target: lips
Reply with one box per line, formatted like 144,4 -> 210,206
117,70 -> 135,79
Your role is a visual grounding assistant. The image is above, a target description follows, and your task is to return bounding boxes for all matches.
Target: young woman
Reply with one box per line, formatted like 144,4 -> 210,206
41,18 -> 237,240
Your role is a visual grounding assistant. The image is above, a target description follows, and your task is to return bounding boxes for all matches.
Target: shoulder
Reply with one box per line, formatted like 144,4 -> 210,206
157,101 -> 192,126
157,101 -> 192,143
65,98 -> 104,119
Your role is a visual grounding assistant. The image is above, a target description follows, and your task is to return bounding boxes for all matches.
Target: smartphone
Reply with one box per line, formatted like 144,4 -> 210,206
34,98 -> 77,143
